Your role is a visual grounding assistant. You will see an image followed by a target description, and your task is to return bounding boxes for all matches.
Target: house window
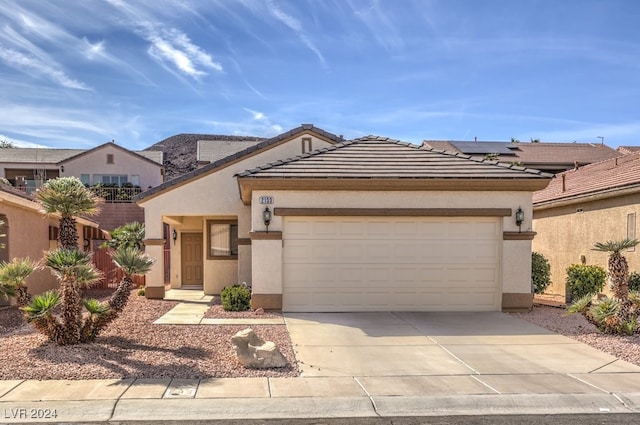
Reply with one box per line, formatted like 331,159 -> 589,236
106,154 -> 114,164
80,174 -> 90,185
131,175 -> 140,186
0,215 -> 9,263
94,175 -> 128,186
627,213 -> 636,251
302,137 -> 312,153
207,220 -> 238,259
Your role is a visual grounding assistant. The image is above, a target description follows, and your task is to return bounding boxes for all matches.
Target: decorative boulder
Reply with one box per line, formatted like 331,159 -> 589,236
231,328 -> 288,368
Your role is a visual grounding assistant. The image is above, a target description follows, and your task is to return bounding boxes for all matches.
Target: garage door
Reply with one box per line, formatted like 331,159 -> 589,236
283,216 -> 501,312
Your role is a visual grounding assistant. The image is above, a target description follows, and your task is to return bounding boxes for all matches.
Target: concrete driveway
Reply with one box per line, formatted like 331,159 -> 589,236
284,311 -> 640,398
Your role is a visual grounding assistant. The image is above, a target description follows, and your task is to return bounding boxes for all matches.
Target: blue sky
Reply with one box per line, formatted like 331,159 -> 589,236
0,0 -> 639,150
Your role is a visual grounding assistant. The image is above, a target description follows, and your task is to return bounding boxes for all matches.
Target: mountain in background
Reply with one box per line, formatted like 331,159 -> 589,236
144,133 -> 266,181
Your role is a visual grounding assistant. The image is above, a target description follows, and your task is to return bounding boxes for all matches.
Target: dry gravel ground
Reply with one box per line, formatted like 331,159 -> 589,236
2,295 -> 640,380
0,290 -> 298,380
512,305 -> 640,367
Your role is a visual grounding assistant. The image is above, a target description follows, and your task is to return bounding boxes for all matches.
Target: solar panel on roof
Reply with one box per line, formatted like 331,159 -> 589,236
453,142 -> 517,155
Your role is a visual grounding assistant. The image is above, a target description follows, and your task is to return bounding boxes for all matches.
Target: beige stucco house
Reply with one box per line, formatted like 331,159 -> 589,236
533,152 -> 640,301
0,142 -> 163,194
137,125 -> 551,312
0,185 -> 100,302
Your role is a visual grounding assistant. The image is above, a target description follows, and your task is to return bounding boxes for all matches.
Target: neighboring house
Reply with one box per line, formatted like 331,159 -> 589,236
0,184 -> 101,303
0,141 -> 164,195
137,125 -> 551,313
196,139 -> 264,167
532,153 -> 640,301
0,141 -> 164,231
423,140 -> 622,174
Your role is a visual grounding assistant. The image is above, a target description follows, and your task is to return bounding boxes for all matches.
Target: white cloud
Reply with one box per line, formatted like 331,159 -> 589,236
244,108 -> 266,121
0,133 -> 48,148
0,44 -> 90,90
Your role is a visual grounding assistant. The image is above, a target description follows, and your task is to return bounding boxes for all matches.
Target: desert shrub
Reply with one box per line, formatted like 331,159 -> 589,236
221,284 -> 251,311
629,272 -> 640,292
531,252 -> 551,294
566,264 -> 606,300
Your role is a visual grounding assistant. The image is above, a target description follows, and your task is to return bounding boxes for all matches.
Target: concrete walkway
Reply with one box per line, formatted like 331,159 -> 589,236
153,289 -> 285,325
2,295 -> 640,422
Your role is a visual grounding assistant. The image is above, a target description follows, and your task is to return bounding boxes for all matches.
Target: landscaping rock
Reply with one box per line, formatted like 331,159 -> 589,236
231,328 -> 288,368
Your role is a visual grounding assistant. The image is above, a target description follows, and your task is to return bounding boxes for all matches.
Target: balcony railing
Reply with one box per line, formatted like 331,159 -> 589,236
9,181 -> 143,203
89,186 -> 143,203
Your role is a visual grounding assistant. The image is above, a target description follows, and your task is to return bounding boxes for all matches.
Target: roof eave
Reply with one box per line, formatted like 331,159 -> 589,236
534,183 -> 640,211
238,177 -> 551,205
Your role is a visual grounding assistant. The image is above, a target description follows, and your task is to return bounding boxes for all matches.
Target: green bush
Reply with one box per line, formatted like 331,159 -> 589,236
566,264 -> 606,300
221,284 -> 251,311
629,272 -> 640,292
531,252 -> 551,294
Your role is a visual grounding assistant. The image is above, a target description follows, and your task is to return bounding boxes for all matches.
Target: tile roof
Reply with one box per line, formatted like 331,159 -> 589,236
0,145 -> 163,165
197,139 -> 264,163
237,136 -> 552,180
533,152 -> 640,205
618,146 -> 640,155
0,148 -> 85,163
422,140 -> 621,168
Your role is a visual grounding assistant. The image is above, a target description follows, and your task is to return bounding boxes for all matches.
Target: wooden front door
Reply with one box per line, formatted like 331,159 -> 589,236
181,233 -> 203,286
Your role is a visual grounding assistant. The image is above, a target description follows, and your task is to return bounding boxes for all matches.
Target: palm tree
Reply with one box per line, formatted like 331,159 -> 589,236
593,239 -> 639,300
37,177 -> 102,250
101,221 -> 145,250
0,258 -> 37,306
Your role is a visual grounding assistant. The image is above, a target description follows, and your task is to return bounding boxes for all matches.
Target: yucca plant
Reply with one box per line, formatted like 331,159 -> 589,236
101,221 -> 145,250
39,249 -> 103,345
569,239 -> 640,335
81,247 -> 153,341
23,290 -> 64,344
37,177 -> 102,250
593,239 -> 639,300
0,258 -> 37,306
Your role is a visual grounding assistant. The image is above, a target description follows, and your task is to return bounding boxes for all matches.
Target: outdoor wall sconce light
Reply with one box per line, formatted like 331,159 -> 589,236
515,207 -> 524,232
263,206 -> 272,232
60,165 -> 64,173
172,229 -> 178,244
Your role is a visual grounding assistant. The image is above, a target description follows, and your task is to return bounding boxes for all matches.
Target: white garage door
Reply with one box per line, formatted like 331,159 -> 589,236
283,216 -> 501,312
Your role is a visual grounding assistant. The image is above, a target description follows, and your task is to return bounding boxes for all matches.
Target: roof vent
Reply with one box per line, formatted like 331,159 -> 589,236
561,174 -> 566,192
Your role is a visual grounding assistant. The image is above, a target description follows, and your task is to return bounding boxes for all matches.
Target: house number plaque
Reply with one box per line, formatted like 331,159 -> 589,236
259,196 -> 274,204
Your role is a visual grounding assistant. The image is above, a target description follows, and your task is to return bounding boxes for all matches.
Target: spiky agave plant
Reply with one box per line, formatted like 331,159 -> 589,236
36,177 -> 102,250
0,258 -> 37,306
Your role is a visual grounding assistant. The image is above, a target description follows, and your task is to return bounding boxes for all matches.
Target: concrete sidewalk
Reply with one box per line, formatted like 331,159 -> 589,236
1,373 -> 640,423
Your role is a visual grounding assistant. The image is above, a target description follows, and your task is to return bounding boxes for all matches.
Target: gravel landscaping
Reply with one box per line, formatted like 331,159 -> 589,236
0,290 -> 298,380
512,304 -> 640,367
1,293 -> 639,380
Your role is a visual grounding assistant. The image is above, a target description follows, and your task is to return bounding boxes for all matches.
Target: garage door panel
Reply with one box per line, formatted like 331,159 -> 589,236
283,216 -> 501,312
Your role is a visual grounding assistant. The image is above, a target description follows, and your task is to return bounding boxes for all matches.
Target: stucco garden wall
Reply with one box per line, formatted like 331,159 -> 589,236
533,192 -> 640,300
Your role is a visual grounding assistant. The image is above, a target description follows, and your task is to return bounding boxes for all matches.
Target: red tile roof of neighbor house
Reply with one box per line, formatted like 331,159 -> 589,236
422,140 -> 622,170
533,151 -> 640,205
618,146 -> 640,155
